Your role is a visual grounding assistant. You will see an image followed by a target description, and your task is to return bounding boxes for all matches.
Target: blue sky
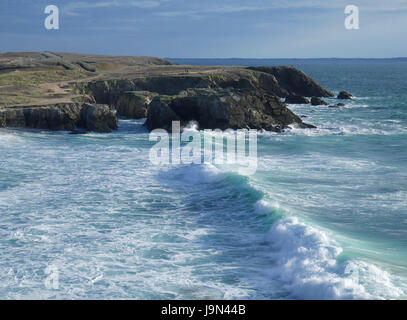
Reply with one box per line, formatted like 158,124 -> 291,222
0,0 -> 406,58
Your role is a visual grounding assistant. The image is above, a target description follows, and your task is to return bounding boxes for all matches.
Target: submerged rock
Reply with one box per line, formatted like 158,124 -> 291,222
285,94 -> 310,104
337,91 -> 353,99
70,128 -> 89,134
329,103 -> 345,108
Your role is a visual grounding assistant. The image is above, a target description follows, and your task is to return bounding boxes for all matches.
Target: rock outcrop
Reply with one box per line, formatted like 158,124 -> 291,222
1,52 -> 350,133
116,91 -> 156,119
328,103 -> 345,108
145,89 -> 315,132
84,65 -> 333,107
247,66 -> 334,97
144,97 -> 181,131
78,104 -> 118,132
0,103 -> 118,133
80,65 -> 339,131
311,97 -> 328,106
337,91 -> 353,99
285,94 -> 310,104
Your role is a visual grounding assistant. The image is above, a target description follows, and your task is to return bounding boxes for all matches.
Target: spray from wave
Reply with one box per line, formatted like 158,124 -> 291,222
258,201 -> 404,299
167,162 -> 405,299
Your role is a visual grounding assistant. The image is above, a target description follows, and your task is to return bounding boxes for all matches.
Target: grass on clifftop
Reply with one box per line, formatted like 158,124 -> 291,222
0,66 -> 92,106
0,68 -> 90,86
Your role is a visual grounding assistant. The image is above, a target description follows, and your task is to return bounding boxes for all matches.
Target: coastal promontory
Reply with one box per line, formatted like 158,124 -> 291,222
0,52 -> 340,133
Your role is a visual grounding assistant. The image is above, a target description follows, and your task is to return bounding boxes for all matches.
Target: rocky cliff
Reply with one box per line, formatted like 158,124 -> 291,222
0,103 -> 118,133
247,66 -> 334,98
144,89 -> 314,132
0,52 -> 345,133
82,65 -> 330,131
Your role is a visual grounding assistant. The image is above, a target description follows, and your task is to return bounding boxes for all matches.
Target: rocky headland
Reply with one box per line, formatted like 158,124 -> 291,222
0,52 -> 350,133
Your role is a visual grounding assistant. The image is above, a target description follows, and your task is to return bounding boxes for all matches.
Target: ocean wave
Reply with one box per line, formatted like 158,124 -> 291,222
157,163 -> 227,184
160,162 -> 406,299
0,131 -> 24,143
256,124 -> 407,137
261,208 -> 404,299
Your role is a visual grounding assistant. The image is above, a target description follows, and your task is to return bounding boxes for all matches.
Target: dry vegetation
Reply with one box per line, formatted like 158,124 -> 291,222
0,52 -> 230,107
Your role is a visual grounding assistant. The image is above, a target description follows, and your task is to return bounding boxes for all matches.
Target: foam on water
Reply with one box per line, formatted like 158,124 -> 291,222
158,163 -> 227,184
159,163 -> 407,299
257,200 -> 405,299
1,60 -> 407,299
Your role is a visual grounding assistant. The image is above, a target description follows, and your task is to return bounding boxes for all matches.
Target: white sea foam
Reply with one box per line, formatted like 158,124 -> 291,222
1,109 -> 406,300
257,123 -> 406,137
254,199 -> 281,215
0,131 -> 23,143
183,120 -> 200,132
167,164 -> 405,300
256,200 -> 405,299
160,163 -> 227,184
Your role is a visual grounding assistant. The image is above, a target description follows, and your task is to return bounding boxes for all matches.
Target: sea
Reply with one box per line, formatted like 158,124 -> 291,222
0,58 -> 406,299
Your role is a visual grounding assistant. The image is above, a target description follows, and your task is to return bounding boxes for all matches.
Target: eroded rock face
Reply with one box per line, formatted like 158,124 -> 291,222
144,97 -> 181,132
145,89 -> 314,132
247,66 -> 334,98
116,91 -> 156,119
0,104 -> 81,131
85,65 -> 333,106
0,103 -> 118,133
82,65 -> 339,132
79,104 -> 118,133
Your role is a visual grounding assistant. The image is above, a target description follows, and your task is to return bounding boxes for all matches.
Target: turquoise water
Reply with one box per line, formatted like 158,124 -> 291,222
0,59 -> 406,299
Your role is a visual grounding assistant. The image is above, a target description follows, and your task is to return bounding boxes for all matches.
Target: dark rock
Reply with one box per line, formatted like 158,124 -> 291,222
311,97 -> 328,106
85,65 -> 333,105
116,91 -> 156,119
329,103 -> 346,108
0,104 -> 81,131
79,104 -> 118,133
80,65 -> 338,132
70,128 -> 88,134
144,97 -> 181,132
145,89 -> 313,132
87,81 -> 111,104
0,108 -> 26,128
0,103 -> 118,133
303,123 -> 317,129
247,66 -> 334,97
337,91 -> 352,99
285,94 -> 310,104
132,76 -> 211,96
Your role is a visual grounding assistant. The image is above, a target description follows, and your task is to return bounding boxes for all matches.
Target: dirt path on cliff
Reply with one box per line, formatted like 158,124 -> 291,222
2,65 -> 229,108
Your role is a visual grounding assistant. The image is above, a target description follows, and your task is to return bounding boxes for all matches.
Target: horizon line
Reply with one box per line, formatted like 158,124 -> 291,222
168,57 -> 407,60
1,51 -> 406,60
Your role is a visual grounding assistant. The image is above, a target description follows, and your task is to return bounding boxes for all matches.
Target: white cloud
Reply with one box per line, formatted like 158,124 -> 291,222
63,1 -> 161,16
155,0 -> 407,18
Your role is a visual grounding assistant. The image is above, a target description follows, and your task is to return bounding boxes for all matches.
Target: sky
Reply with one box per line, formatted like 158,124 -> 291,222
0,0 -> 406,58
